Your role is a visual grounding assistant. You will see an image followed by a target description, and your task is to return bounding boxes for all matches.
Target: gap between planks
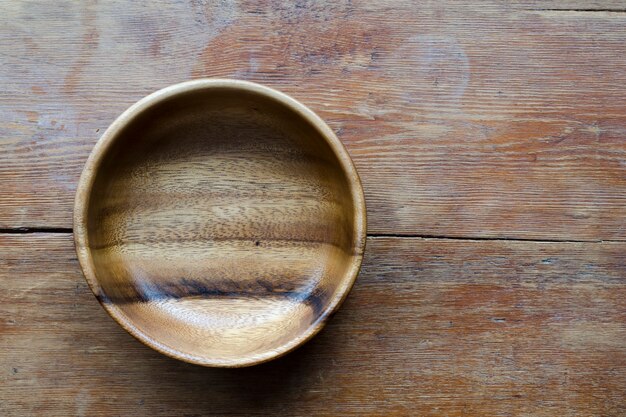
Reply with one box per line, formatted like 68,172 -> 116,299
0,228 -> 623,244
0,227 -> 73,234
529,8 -> 626,13
368,233 -> 625,244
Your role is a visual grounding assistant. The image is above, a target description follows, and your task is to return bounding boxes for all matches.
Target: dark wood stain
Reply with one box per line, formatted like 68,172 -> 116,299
96,277 -> 327,317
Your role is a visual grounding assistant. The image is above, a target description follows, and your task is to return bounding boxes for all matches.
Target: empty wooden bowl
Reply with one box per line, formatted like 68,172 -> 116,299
74,79 -> 366,367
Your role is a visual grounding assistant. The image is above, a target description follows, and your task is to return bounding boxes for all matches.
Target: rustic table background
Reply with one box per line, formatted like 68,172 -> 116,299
1,1 -> 625,415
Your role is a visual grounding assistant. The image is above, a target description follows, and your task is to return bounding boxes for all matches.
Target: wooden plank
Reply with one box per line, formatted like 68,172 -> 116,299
1,234 -> 624,416
1,1 -> 626,240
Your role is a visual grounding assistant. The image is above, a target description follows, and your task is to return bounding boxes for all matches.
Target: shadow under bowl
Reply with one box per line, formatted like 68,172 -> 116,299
74,79 -> 366,367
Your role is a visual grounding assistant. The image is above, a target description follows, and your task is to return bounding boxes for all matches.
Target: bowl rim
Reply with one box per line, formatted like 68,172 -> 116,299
73,78 -> 367,367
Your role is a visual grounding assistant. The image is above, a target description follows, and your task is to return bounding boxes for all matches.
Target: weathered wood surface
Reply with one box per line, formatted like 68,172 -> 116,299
1,1 -> 625,415
1,234 -> 625,416
2,1 -> 626,240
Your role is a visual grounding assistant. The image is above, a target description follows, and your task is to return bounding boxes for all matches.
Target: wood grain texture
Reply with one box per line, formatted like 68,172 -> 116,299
74,80 -> 366,366
2,1 -> 626,240
2,1 -> 625,414
1,234 -> 625,416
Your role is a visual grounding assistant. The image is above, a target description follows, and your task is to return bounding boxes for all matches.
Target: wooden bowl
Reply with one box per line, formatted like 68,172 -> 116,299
74,79 -> 366,367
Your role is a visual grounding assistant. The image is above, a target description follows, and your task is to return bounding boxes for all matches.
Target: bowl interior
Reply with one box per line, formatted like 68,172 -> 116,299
81,84 -> 364,366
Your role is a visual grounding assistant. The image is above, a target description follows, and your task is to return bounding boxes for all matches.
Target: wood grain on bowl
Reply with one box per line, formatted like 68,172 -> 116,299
73,80 -> 366,367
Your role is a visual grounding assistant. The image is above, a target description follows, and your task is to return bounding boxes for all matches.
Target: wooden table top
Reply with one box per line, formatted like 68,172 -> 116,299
1,1 -> 625,415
